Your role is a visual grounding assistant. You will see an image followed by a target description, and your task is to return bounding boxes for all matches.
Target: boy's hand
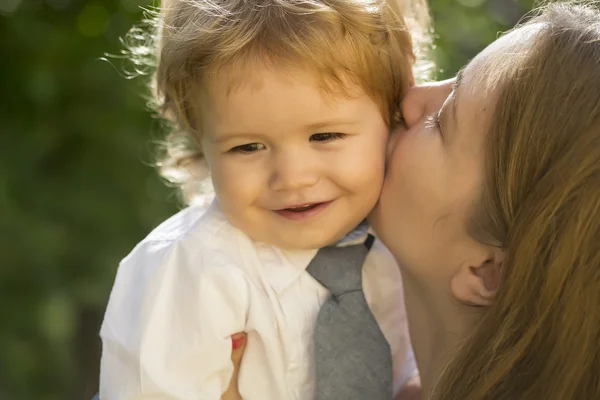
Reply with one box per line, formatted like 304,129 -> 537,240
221,332 -> 247,400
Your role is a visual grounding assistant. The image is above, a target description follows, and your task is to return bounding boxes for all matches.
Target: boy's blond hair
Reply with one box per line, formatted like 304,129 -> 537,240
129,0 -> 431,202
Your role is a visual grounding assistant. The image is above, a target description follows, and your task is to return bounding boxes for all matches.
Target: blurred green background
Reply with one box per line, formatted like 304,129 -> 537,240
0,0 -> 535,398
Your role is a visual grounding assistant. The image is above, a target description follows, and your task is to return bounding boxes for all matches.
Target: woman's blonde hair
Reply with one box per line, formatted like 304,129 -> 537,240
432,2 -> 600,399
127,0 -> 431,202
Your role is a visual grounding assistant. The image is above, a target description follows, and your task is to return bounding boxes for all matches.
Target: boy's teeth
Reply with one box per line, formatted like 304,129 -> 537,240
288,204 -> 318,211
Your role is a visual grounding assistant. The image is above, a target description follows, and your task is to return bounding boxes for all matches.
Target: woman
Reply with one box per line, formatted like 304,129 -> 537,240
216,2 -> 600,399
371,2 -> 600,399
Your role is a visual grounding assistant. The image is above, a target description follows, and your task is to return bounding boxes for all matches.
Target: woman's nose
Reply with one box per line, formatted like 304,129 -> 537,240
399,78 -> 455,128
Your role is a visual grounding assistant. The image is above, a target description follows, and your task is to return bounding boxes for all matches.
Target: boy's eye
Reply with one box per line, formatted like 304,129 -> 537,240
310,132 -> 347,142
230,143 -> 265,153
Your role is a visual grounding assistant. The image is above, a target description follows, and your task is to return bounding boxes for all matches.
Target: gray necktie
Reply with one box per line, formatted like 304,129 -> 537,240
307,235 -> 393,399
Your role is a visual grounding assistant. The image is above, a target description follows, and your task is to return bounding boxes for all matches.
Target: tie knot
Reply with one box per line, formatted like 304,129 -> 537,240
306,242 -> 370,297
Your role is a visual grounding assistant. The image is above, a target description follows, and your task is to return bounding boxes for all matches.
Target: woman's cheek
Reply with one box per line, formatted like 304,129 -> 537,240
386,133 -> 400,165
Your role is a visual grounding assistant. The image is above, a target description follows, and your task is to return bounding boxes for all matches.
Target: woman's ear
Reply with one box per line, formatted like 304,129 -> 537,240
450,249 -> 504,307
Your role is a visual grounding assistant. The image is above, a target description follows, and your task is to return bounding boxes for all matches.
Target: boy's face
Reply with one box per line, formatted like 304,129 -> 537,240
201,65 -> 388,249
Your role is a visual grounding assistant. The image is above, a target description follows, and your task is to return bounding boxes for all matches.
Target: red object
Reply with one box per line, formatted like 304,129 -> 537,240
232,335 -> 245,350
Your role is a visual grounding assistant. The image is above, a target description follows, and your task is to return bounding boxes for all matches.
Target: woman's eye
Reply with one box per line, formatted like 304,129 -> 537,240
230,143 -> 265,153
310,132 -> 347,142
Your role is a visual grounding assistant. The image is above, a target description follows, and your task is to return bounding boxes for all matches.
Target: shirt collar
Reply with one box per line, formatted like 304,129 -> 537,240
334,219 -> 370,247
260,220 -> 372,294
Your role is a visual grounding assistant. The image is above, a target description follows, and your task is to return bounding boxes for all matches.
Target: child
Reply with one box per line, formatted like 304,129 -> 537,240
99,0 -> 430,398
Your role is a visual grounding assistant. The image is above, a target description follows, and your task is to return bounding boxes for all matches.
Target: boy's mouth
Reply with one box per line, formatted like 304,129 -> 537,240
284,204 -> 320,212
274,201 -> 333,221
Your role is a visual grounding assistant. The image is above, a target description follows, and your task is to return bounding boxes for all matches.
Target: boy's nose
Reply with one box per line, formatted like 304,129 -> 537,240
269,152 -> 319,191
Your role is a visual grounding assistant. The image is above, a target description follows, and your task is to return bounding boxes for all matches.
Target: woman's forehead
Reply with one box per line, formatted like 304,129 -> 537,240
465,23 -> 545,91
452,29 -> 531,129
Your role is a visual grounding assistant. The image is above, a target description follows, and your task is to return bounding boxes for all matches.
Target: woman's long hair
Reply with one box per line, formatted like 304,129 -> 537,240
432,3 -> 600,399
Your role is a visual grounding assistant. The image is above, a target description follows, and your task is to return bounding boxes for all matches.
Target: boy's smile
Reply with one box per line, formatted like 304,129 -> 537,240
200,64 -> 389,249
273,201 -> 333,221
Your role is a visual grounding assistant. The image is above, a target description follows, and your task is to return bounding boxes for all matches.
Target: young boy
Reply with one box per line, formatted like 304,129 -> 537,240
99,0 -> 429,398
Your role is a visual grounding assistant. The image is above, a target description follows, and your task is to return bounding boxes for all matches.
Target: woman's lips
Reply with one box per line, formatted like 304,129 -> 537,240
274,201 -> 333,221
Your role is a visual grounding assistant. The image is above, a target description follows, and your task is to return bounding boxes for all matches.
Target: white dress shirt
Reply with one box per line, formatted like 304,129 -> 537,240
99,199 -> 417,400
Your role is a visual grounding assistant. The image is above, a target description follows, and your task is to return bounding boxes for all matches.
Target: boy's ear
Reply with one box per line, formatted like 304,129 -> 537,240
450,250 -> 504,307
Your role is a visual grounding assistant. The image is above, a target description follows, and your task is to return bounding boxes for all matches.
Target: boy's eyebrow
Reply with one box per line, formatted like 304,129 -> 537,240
303,118 -> 358,131
209,132 -> 260,143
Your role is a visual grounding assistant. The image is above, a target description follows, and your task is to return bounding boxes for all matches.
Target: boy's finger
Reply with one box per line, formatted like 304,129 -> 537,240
230,332 -> 247,366
221,333 -> 247,400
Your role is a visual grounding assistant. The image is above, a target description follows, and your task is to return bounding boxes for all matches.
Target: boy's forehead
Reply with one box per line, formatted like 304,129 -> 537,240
200,69 -> 383,135
206,61 -> 364,100
210,63 -> 270,97
204,66 -> 365,113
